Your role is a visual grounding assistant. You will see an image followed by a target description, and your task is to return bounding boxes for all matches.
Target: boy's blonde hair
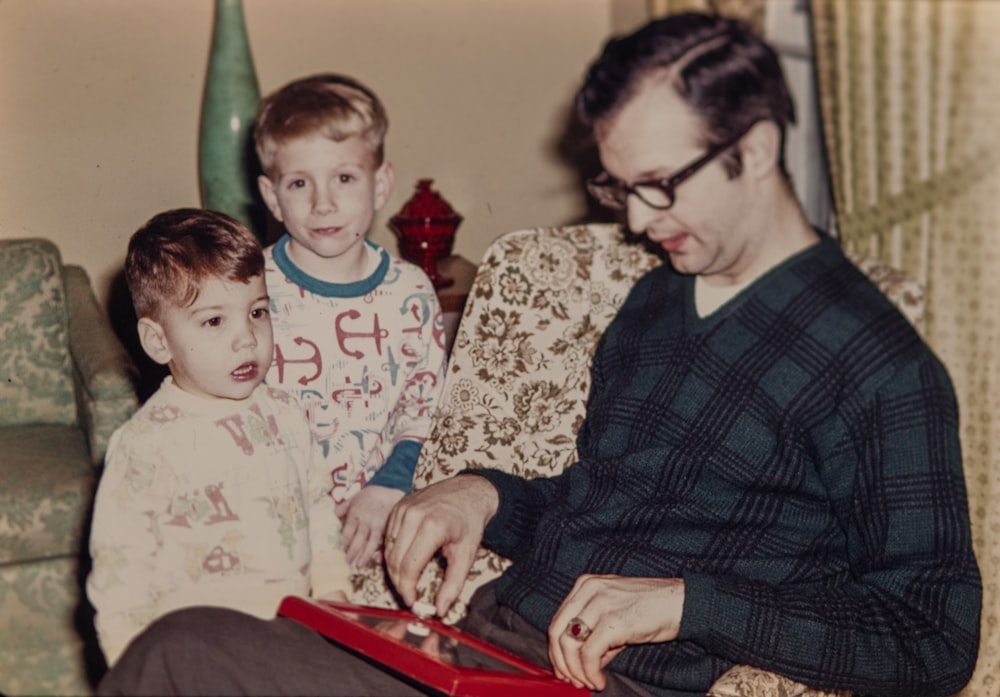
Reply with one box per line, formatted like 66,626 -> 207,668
254,73 -> 389,178
126,208 -> 264,321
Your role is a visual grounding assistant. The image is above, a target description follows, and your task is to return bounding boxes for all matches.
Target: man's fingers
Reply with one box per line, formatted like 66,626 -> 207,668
548,635 -> 571,684
434,541 -> 477,617
385,514 -> 441,607
553,615 -> 603,691
578,630 -> 611,691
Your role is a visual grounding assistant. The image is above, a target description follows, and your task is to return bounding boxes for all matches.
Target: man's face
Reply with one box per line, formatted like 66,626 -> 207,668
596,82 -> 757,284
258,133 -> 393,282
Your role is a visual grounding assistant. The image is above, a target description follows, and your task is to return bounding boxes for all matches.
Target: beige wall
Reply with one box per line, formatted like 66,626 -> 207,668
0,0 -> 613,306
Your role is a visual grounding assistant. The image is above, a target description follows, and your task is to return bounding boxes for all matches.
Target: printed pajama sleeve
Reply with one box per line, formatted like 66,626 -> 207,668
369,292 -> 448,494
307,438 -> 351,598
87,431 -> 169,666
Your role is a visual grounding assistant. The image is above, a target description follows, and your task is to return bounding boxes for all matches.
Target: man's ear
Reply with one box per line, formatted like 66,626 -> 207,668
137,317 -> 172,366
373,161 -> 394,212
258,175 -> 284,222
740,120 -> 782,180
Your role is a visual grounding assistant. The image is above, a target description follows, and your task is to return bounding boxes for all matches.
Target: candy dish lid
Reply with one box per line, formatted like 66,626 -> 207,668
391,179 -> 462,225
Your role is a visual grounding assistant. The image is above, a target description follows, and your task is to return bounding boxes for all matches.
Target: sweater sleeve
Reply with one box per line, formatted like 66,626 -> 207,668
672,357 -> 981,697
86,426 -> 170,666
366,440 -> 420,492
464,467 -> 566,560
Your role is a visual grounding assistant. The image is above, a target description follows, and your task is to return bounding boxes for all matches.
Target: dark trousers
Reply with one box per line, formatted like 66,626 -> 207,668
98,581 -> 655,697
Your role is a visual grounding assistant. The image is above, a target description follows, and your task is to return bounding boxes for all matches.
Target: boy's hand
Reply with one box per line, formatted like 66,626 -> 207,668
336,485 -> 406,568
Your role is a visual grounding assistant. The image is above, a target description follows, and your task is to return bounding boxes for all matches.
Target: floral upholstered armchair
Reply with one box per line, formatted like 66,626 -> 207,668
0,238 -> 138,696
352,223 -> 923,697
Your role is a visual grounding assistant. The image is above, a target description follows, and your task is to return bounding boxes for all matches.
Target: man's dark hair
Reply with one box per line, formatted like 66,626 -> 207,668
576,13 -> 796,177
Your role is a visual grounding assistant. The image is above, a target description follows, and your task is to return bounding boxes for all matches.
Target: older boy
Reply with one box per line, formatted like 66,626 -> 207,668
87,209 -> 349,666
254,74 -> 447,569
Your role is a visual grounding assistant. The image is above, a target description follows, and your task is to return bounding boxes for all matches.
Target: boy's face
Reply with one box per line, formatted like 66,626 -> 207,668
258,133 -> 393,282
138,274 -> 273,401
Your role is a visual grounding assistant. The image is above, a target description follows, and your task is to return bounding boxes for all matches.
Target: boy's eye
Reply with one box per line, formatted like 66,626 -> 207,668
338,173 -> 355,184
288,179 -> 307,190
203,316 -> 223,328
251,307 -> 269,320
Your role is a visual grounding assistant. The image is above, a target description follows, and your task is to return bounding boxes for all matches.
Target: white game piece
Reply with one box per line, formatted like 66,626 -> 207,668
411,600 -> 435,618
406,620 -> 431,637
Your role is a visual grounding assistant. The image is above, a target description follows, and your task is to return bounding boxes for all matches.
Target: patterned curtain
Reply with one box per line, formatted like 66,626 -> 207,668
812,2 -> 1000,693
648,0 -> 765,35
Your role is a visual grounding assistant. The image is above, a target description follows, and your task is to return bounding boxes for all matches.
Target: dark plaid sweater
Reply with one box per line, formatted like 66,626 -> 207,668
470,236 -> 981,697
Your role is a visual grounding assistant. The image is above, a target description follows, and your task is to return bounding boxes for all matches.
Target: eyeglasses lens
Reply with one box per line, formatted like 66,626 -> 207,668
587,178 -> 672,210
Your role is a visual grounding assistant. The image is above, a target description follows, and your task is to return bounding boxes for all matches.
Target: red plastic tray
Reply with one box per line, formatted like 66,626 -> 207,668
278,596 -> 588,697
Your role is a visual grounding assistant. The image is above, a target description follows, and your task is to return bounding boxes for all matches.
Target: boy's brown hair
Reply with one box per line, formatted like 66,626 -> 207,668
253,73 -> 389,178
126,208 -> 264,321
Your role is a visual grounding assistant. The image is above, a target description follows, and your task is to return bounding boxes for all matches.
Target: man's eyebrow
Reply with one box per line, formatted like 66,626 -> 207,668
633,167 -> 675,181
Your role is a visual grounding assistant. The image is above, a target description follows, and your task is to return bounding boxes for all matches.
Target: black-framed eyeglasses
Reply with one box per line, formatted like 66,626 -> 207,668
586,131 -> 746,211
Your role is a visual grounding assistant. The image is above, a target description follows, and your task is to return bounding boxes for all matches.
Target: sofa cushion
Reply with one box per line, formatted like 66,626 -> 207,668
0,239 -> 76,427
0,556 -> 94,697
0,424 -> 96,563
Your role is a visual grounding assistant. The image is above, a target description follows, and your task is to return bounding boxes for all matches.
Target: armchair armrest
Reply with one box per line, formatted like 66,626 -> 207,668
707,664 -> 850,697
63,265 -> 138,465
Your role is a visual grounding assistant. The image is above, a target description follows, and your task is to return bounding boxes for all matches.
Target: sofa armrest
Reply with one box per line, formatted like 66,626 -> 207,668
63,265 -> 138,465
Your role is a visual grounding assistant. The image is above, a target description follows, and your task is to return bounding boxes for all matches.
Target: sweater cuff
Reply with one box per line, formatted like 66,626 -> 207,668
367,440 -> 421,492
459,468 -> 523,556
679,573 -> 763,657
677,572 -> 719,645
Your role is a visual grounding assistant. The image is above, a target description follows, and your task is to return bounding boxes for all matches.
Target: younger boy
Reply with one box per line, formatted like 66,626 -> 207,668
87,209 -> 350,666
254,74 -> 447,569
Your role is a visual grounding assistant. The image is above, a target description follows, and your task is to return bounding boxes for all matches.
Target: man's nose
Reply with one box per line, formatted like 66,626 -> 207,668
626,195 -> 662,236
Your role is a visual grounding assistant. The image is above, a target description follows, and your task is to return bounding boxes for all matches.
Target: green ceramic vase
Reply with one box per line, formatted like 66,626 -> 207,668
198,0 -> 263,240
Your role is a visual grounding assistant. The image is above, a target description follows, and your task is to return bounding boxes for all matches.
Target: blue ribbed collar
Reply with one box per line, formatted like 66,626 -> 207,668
269,235 -> 390,298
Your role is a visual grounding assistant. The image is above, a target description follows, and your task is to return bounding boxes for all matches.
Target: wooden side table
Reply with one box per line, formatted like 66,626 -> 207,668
435,255 -> 478,354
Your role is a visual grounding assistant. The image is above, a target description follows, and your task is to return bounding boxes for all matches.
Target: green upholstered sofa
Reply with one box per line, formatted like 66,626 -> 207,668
0,238 -> 138,696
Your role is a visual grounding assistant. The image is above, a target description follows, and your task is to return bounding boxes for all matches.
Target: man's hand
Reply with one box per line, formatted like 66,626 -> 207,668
547,575 -> 685,691
336,485 -> 406,568
384,475 -> 499,616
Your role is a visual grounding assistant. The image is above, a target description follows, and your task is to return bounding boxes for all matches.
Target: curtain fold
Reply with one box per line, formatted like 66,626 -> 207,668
812,2 -> 1000,693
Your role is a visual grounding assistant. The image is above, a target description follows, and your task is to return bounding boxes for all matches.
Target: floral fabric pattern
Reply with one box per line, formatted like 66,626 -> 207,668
0,240 -> 138,696
0,238 -> 75,426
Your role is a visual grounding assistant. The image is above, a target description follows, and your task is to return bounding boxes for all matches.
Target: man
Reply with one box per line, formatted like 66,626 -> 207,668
99,14 -> 980,697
